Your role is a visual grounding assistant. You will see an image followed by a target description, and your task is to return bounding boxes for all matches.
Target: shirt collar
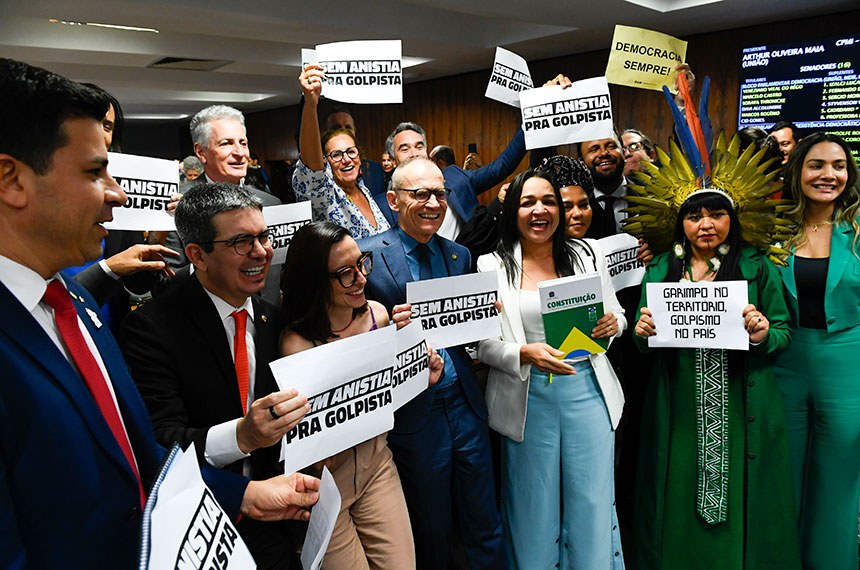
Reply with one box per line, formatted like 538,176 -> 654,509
204,173 -> 246,187
200,285 -> 255,323
593,177 -> 628,200
397,227 -> 440,257
0,254 -> 63,311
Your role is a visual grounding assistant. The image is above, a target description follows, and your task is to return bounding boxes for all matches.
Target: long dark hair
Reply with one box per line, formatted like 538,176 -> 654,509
783,132 -> 860,252
666,191 -> 743,282
81,82 -> 124,152
280,221 -> 367,343
496,169 -> 586,286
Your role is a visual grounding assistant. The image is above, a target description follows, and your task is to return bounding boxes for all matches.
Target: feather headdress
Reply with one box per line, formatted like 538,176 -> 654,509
622,75 -> 795,265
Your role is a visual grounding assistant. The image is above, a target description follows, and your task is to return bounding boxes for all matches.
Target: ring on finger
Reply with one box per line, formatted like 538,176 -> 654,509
268,405 -> 280,421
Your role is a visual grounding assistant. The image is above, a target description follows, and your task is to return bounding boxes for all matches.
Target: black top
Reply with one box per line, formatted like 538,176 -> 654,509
795,256 -> 829,329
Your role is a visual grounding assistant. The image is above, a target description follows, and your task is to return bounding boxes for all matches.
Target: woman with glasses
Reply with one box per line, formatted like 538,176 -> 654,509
477,169 -> 626,568
280,221 -> 442,569
292,64 -> 390,239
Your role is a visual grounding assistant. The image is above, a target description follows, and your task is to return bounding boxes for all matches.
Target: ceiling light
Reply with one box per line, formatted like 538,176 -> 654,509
622,0 -> 722,12
402,56 -> 433,69
49,19 -> 159,33
125,114 -> 190,120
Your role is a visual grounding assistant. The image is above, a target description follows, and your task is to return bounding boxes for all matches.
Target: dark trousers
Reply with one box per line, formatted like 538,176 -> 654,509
388,381 -> 506,570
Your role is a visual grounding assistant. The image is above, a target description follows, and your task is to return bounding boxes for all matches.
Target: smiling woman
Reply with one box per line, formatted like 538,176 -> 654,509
292,64 -> 390,239
773,132 -> 860,570
476,169 -> 627,569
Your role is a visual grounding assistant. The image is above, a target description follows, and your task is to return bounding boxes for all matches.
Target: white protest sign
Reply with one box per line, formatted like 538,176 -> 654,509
599,233 -> 645,291
104,152 -> 178,231
145,444 -> 255,570
485,47 -> 534,108
520,77 -> 614,150
270,325 -> 396,473
301,467 -> 341,570
646,281 -> 749,350
316,40 -> 402,104
407,271 -> 500,349
606,25 -> 687,92
392,321 -> 430,410
301,48 -> 316,69
263,202 -> 312,265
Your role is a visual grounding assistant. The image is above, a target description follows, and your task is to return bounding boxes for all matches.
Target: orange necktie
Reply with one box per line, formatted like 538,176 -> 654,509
232,310 -> 249,414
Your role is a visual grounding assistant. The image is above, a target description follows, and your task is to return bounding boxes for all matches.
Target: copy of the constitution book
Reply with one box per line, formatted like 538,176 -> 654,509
538,273 -> 607,359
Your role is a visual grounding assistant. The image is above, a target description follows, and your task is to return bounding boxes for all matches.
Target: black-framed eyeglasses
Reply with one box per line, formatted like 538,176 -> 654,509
198,230 -> 272,256
622,142 -> 644,153
329,251 -> 373,288
326,146 -> 360,162
397,187 -> 450,202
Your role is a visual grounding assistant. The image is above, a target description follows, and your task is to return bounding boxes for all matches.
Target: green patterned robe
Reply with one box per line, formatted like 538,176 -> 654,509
632,248 -> 801,570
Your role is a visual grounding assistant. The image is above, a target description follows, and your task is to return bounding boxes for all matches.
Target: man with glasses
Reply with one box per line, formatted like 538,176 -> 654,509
120,182 -> 309,568
357,158 -> 506,569
620,128 -> 657,177
381,122 -> 525,241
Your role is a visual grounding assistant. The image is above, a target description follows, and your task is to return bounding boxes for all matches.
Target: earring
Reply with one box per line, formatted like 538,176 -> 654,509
673,242 -> 685,259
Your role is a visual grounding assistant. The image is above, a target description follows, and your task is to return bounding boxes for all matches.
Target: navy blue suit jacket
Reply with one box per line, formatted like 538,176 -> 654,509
442,129 -> 525,224
372,129 -> 526,229
0,277 -> 246,568
356,228 -> 488,434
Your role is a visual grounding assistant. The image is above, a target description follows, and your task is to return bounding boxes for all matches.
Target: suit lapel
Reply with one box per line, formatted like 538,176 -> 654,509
826,223 -> 852,297
252,297 -> 278,397
0,282 -> 141,481
438,237 -> 468,277
184,276 -> 243,413
379,235 -> 412,300
779,251 -> 798,302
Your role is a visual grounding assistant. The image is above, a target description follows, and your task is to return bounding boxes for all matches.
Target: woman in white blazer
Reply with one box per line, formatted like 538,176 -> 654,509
477,165 -> 625,569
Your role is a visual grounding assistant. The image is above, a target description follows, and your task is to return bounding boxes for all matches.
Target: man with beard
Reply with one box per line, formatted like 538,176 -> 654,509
578,136 -> 628,238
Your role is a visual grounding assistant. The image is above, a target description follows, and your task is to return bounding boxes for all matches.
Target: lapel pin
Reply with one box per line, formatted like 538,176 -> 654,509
261,314 -> 268,323
85,307 -> 103,329
452,253 -> 458,260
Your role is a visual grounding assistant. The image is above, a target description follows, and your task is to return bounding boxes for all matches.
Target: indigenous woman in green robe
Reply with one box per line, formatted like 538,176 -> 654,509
631,187 -> 801,569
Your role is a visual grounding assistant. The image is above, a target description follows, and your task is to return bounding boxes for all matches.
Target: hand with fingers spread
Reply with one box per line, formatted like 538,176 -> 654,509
236,389 -> 309,454
104,244 -> 179,279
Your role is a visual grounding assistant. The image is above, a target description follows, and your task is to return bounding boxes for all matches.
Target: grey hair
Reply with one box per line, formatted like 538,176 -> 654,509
390,157 -> 437,190
190,105 -> 245,147
386,122 -> 427,155
181,155 -> 203,172
175,182 -> 262,252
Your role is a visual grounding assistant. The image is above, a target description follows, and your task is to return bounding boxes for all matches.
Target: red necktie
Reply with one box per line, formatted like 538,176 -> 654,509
42,280 -> 145,508
232,310 -> 249,414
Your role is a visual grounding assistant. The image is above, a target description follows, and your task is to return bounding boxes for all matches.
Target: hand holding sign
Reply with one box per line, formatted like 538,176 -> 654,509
742,304 -> 770,344
300,63 -> 325,104
237,389 -> 310,454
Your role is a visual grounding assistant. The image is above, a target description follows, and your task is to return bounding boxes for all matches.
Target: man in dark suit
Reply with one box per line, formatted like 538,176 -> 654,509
121,182 -> 309,568
379,122 -> 525,242
0,58 -> 318,568
356,158 -> 505,569
165,105 -> 283,304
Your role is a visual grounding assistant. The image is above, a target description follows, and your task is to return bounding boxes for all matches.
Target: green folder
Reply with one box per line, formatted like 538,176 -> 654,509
537,273 -> 607,359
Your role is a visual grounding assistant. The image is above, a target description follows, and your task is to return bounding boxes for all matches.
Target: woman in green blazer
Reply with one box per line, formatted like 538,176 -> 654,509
774,132 -> 860,570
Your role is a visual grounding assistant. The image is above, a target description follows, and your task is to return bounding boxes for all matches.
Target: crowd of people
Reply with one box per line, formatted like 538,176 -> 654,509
2,52 -> 860,570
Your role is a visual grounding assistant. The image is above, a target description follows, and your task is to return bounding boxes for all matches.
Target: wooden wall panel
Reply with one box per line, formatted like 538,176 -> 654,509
245,9 -> 859,205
